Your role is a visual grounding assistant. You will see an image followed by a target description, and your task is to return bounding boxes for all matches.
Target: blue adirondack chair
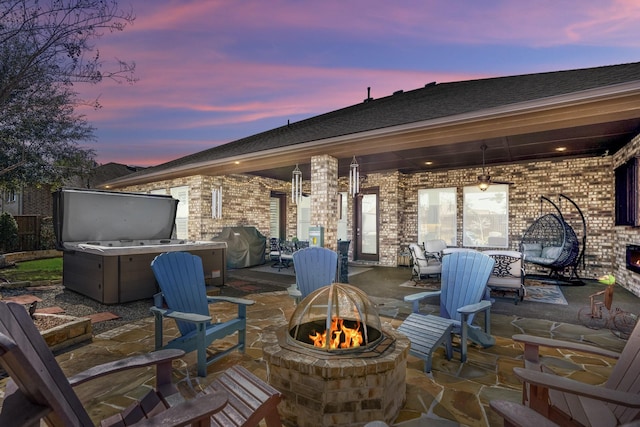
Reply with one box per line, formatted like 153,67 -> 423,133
150,251 -> 255,377
403,250 -> 496,362
288,247 -> 338,302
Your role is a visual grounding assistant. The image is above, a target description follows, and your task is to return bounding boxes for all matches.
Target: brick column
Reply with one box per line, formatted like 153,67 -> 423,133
311,155 -> 339,251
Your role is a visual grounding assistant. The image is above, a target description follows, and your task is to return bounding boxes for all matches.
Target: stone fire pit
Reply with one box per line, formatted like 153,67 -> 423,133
262,284 -> 409,427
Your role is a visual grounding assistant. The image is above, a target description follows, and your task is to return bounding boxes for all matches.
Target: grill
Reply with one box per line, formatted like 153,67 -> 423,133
53,188 -> 226,304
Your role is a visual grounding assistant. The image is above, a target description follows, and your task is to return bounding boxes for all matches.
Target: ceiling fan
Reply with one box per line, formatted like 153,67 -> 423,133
477,144 -> 513,191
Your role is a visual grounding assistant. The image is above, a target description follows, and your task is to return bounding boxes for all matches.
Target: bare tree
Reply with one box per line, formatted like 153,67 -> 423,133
0,0 -> 136,187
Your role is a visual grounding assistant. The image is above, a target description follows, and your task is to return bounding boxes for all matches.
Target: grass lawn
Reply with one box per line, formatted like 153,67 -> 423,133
0,257 -> 63,282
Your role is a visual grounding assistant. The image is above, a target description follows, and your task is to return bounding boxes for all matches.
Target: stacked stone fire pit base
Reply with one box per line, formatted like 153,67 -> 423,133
262,324 -> 409,427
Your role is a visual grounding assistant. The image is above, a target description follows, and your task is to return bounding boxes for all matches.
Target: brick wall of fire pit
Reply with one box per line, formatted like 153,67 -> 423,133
262,324 -> 409,427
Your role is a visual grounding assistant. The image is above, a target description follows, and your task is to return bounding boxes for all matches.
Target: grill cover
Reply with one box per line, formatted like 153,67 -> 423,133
212,226 -> 266,268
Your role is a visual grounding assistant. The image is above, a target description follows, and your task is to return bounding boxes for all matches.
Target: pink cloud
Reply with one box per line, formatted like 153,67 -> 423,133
91,137 -> 228,167
121,1 -> 640,47
78,57 -> 479,128
71,1 -> 639,166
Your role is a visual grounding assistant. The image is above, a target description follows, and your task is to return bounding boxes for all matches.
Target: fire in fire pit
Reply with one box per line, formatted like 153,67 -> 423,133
309,317 -> 362,349
288,283 -> 383,353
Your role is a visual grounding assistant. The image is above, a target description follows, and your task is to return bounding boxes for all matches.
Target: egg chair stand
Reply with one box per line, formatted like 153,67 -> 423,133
520,195 -> 585,284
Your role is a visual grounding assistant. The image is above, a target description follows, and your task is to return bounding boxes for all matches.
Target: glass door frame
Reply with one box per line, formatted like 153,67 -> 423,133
354,187 -> 379,261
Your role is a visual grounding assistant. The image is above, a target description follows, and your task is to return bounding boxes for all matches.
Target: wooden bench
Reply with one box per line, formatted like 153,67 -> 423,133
397,313 -> 453,372
203,365 -> 283,427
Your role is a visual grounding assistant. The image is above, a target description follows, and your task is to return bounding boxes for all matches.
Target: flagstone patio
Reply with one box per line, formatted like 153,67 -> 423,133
0,264 -> 634,426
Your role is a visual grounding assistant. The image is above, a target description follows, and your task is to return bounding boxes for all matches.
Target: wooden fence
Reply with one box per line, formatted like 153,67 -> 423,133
14,215 -> 41,251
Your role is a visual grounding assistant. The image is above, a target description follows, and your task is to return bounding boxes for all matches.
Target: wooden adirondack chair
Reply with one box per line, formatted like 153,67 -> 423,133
0,300 -> 227,427
287,246 -> 338,302
512,318 -> 640,427
403,250 -> 496,361
490,400 -> 562,427
151,251 -> 255,377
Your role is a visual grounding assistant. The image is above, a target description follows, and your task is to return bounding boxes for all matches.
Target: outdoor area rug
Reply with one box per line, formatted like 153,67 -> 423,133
400,278 -> 568,305
523,279 -> 568,305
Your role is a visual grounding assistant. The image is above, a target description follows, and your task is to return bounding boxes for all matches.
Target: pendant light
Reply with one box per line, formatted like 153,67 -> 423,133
478,144 -> 491,191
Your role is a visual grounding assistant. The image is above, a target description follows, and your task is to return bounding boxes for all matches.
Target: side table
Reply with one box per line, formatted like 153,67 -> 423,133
397,313 -> 453,372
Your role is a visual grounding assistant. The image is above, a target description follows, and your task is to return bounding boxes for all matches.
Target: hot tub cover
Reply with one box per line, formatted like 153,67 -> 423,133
53,187 -> 178,248
212,226 -> 266,268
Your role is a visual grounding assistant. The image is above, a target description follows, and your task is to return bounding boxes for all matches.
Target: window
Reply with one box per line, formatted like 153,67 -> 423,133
170,186 -> 189,239
615,157 -> 639,226
417,188 -> 457,246
211,186 -> 222,219
463,184 -> 508,248
296,195 -> 310,240
270,197 -> 280,239
337,192 -> 349,241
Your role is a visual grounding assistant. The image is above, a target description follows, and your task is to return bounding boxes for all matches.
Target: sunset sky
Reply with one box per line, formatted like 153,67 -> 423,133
76,0 -> 640,167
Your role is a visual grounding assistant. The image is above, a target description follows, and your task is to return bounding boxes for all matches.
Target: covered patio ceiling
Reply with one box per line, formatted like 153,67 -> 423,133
245,85 -> 640,183
249,117 -> 640,183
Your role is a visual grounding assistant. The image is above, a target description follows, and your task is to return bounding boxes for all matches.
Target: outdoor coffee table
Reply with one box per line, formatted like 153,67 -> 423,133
397,313 -> 453,372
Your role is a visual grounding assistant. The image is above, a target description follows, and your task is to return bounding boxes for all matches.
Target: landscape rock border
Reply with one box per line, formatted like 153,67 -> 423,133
35,312 -> 92,353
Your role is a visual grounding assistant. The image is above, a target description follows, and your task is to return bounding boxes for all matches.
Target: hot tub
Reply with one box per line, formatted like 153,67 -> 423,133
53,188 -> 226,304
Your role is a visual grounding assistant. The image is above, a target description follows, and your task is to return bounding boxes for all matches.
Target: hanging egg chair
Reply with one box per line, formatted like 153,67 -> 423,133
520,195 -> 584,281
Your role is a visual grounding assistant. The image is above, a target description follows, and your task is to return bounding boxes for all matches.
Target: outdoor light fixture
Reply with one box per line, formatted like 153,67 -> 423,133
211,186 -> 222,218
292,164 -> 302,205
478,144 -> 491,191
349,156 -> 360,197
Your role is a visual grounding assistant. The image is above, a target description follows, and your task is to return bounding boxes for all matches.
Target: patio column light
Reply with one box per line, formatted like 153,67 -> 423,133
211,186 -> 222,218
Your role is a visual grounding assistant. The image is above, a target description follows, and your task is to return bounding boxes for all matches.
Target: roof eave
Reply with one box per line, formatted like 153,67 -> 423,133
101,80 -> 640,189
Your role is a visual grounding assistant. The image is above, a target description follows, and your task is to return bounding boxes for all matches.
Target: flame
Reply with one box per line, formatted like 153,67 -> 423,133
309,317 -> 364,349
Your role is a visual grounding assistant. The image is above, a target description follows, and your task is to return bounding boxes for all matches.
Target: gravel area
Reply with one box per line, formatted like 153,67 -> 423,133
0,282 -> 154,336
0,274 -> 284,336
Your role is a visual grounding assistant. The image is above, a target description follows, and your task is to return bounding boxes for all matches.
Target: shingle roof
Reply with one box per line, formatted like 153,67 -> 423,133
124,61 -> 640,178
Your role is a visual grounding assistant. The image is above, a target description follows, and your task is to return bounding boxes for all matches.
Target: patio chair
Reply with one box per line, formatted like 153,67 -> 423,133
512,318 -> 640,427
482,250 -> 526,304
269,238 -> 292,271
0,300 -> 227,426
151,251 -> 255,377
403,250 -> 495,361
287,246 -> 338,302
409,241 -> 444,280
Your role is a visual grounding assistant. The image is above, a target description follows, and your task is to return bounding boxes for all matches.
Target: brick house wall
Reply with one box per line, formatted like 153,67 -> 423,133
123,173 -> 289,242
0,185 -> 53,216
120,136 -> 640,296
399,156 -> 613,278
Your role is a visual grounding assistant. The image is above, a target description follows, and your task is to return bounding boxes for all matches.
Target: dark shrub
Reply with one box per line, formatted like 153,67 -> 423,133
0,212 -> 19,253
